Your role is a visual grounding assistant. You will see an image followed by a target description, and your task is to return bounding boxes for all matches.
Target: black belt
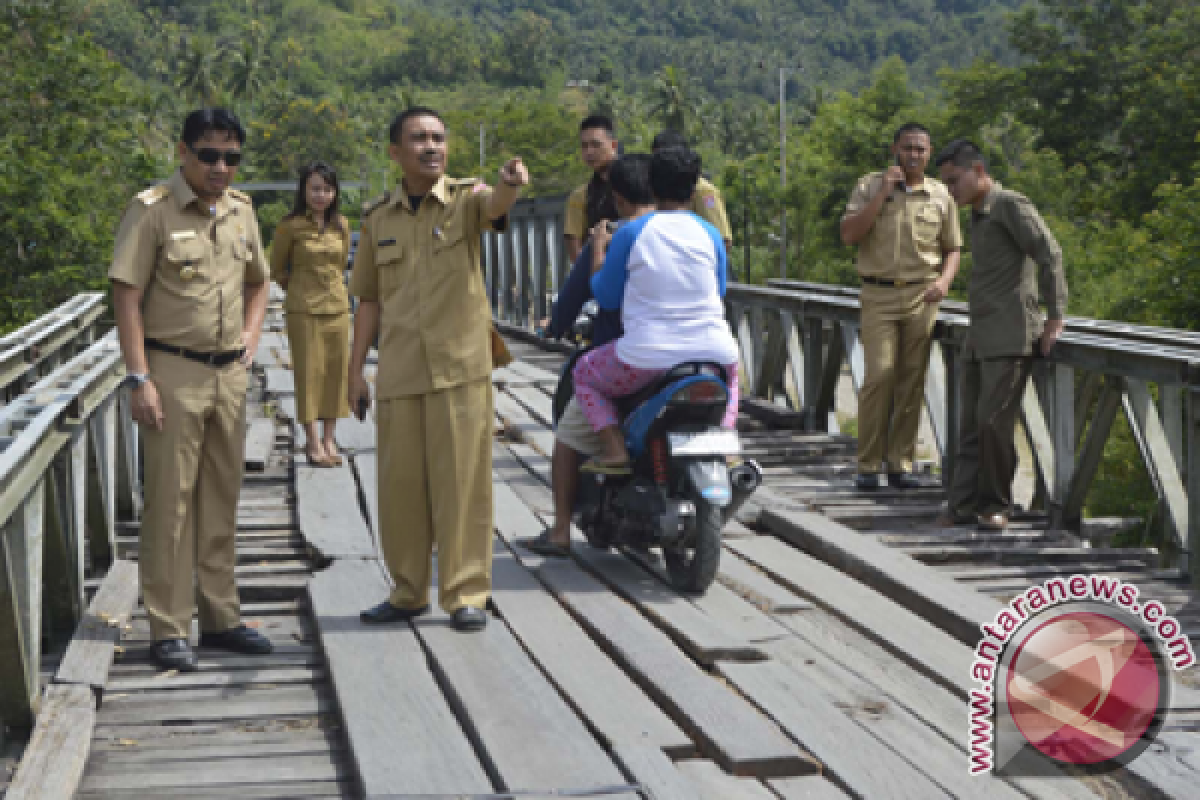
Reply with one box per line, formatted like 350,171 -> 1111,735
861,275 -> 931,288
145,339 -> 244,367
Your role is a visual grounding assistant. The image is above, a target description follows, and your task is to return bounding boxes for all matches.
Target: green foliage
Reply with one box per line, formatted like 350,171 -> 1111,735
0,0 -> 159,332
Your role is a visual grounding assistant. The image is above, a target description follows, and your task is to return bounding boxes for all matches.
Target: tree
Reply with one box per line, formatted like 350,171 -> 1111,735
176,32 -> 227,105
649,66 -> 699,136
0,0 -> 158,332
227,20 -> 273,103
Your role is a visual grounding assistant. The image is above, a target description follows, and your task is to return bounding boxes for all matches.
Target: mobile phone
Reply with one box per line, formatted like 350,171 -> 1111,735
604,220 -> 617,233
355,396 -> 369,421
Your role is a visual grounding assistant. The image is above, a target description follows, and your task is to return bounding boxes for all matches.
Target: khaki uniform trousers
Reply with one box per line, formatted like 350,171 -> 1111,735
946,355 -> 1033,518
857,284 -> 939,474
285,311 -> 350,424
377,378 -> 493,613
141,350 -> 247,642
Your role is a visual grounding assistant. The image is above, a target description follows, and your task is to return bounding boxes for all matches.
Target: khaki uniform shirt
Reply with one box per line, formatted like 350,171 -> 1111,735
564,174 -> 618,241
109,170 -> 268,352
843,173 -> 962,284
349,175 -> 505,399
965,183 -> 1068,360
269,213 -> 351,315
690,176 -> 733,241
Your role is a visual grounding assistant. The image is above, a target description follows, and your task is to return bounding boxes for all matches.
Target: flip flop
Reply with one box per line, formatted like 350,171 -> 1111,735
580,460 -> 632,476
520,530 -> 571,558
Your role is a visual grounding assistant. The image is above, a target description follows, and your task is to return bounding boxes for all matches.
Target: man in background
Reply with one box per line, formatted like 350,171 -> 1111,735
564,114 -> 620,262
651,130 -> 732,251
936,139 -> 1067,531
840,122 -> 962,491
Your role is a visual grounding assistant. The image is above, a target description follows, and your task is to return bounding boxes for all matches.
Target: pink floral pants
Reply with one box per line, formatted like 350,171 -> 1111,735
572,341 -> 739,432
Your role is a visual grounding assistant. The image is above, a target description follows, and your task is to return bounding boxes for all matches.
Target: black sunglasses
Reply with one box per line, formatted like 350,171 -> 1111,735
190,146 -> 243,167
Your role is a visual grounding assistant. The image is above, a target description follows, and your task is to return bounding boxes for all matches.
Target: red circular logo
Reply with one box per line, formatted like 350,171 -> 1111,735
1006,611 -> 1161,765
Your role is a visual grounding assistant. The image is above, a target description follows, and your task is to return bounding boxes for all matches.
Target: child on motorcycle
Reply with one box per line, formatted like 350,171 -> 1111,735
573,146 -> 740,474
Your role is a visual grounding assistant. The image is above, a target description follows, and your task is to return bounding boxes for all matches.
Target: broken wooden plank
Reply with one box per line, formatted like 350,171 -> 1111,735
5,684 -> 96,800
537,560 -> 813,778
412,597 -> 637,797
55,559 -> 140,693
490,544 -> 693,755
610,745 -> 698,800
309,559 -> 490,798
243,418 -> 276,472
294,459 -> 375,560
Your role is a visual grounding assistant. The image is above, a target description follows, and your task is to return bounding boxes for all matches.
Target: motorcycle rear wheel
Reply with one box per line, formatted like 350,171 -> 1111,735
663,496 -> 721,594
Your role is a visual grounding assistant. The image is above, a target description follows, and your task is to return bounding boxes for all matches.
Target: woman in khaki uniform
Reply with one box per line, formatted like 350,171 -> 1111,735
270,161 -> 352,465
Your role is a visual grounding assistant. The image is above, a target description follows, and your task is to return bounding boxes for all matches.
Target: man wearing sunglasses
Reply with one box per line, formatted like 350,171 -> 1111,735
110,108 -> 273,672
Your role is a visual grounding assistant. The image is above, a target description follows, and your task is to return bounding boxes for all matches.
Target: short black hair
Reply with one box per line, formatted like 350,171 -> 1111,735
389,107 -> 445,144
893,122 -> 932,143
608,154 -> 654,206
181,109 -> 245,147
651,130 -> 688,152
649,147 -> 701,204
935,139 -> 988,170
581,114 -> 615,136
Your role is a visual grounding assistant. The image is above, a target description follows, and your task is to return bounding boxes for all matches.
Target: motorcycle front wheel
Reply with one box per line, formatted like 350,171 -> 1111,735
663,496 -> 722,594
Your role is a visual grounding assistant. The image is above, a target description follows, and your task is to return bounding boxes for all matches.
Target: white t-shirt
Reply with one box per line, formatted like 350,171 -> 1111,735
590,211 -> 739,370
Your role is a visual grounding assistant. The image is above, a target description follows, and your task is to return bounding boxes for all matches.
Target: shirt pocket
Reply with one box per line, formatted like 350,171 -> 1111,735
162,236 -> 209,295
375,242 -> 409,299
913,204 -> 941,246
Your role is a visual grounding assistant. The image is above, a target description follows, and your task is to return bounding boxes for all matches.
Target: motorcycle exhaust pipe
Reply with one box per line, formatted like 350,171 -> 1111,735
724,459 -> 763,523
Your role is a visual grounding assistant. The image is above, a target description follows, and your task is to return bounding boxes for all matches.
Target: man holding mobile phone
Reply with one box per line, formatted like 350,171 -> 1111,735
841,123 -> 963,492
936,139 -> 1067,531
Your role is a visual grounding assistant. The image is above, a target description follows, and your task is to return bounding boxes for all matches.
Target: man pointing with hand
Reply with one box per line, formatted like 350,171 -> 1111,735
348,107 -> 528,632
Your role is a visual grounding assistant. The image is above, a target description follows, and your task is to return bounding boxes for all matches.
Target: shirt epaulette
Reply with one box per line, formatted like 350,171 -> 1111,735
135,185 -> 170,206
448,177 -> 480,187
363,191 -> 390,216
226,188 -> 252,204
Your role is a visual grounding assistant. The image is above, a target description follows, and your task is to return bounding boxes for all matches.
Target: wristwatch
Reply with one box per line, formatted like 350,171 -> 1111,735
122,372 -> 151,390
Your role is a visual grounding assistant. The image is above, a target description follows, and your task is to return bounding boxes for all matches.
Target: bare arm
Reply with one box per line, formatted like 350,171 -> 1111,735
347,300 -> 380,417
113,281 -> 163,430
241,280 -> 269,365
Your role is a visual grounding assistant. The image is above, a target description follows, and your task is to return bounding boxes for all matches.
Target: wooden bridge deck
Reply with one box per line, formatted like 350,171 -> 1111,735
11,313 -> 1198,798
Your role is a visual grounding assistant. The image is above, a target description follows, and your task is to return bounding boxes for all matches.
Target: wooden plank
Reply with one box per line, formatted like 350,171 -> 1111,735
78,754 -> 347,792
494,390 -> 556,456
5,684 -> 96,800
77,781 -> 350,799
760,636 -> 1027,800
85,736 -> 341,766
717,554 -> 813,613
769,776 -> 852,800
610,745 -> 698,800
244,418 -> 276,472
676,759 -> 779,800
573,547 -> 768,665
413,594 -> 637,797
506,359 -> 561,384
489,544 -> 693,755
294,459 -> 375,560
537,560 -> 813,778
309,559 -> 491,798
509,384 -> 556,427
54,559 -> 139,693
264,367 -> 295,395
106,666 -> 321,693
717,660 -> 952,799
725,535 -> 974,698
95,691 -> 332,726
757,491 -> 1002,647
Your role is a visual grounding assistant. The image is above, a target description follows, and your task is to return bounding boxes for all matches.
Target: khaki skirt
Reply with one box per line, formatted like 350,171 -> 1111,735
285,311 -> 350,423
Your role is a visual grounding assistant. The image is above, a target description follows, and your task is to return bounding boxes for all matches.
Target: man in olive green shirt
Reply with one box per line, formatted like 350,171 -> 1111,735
936,139 -> 1068,530
841,123 -> 962,491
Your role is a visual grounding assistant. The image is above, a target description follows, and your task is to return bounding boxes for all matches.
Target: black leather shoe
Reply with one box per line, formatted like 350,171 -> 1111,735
199,624 -> 274,654
151,639 -> 198,672
854,473 -> 884,491
359,601 -> 430,625
887,472 -> 922,489
451,607 -> 487,632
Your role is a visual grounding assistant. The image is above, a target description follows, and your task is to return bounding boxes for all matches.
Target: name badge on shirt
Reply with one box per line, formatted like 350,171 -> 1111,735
378,238 -> 397,247
170,230 -> 197,242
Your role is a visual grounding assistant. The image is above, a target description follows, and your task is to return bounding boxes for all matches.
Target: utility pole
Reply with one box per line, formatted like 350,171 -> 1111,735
479,123 -> 485,170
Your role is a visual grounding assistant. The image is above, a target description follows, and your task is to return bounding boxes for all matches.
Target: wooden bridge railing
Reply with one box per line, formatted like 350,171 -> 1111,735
0,293 -> 107,403
485,198 -> 1200,586
0,309 -> 138,730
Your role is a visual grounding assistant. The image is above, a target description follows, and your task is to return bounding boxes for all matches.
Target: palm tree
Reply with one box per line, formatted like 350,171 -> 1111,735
176,34 -> 224,106
227,21 -> 273,104
649,66 -> 698,135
